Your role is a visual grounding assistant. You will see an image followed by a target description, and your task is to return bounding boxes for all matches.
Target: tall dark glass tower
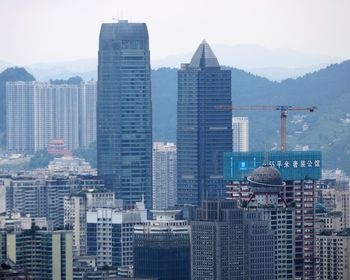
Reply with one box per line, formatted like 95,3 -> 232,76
177,40 -> 232,205
97,20 -> 152,209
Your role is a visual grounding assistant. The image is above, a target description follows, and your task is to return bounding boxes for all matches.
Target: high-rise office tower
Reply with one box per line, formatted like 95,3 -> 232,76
177,40 -> 232,205
152,142 -> 177,209
97,20 -> 152,209
232,116 -> 249,152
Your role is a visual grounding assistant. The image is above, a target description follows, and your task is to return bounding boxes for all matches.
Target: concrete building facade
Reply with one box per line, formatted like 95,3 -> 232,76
232,116 -> 249,152
191,200 -> 275,280
152,142 -> 177,209
86,200 -> 147,269
6,81 -> 35,153
316,232 -> 350,280
0,228 -> 73,280
134,210 -> 191,280
6,81 -> 93,152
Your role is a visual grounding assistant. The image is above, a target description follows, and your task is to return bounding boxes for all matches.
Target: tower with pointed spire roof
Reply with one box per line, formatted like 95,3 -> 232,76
177,40 -> 232,205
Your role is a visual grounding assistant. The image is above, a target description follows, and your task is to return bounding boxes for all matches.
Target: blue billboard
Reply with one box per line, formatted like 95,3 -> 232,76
224,151 -> 322,181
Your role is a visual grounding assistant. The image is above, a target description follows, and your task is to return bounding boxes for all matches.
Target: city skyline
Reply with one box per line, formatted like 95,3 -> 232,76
1,2 -> 350,279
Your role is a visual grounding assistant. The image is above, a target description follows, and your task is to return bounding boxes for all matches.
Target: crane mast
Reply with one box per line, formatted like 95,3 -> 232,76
215,105 -> 316,151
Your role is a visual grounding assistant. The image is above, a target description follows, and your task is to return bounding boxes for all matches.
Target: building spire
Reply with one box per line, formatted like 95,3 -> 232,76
189,40 -> 220,69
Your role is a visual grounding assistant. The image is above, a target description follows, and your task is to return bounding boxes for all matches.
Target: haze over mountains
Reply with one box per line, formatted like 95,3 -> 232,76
1,46 -> 349,173
151,60 -> 350,173
0,44 -> 343,81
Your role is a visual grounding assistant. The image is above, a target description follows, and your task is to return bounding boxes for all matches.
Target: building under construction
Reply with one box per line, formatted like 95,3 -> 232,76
224,151 -> 322,280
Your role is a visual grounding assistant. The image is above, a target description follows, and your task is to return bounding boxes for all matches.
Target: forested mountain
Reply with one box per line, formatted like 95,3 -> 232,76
0,67 -> 36,145
1,61 -> 350,172
152,61 -> 350,172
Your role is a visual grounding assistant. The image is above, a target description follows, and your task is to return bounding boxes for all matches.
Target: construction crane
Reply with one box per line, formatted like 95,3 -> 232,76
215,105 -> 317,151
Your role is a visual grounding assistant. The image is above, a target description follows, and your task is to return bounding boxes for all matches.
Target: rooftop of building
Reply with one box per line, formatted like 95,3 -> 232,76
100,20 -> 148,43
318,228 -> 350,237
248,163 -> 284,188
188,39 -> 220,69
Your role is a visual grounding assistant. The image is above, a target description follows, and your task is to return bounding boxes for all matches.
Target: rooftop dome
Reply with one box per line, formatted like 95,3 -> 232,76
247,164 -> 284,194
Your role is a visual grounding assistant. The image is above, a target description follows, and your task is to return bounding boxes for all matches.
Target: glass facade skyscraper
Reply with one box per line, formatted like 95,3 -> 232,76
177,40 -> 232,205
97,20 -> 152,209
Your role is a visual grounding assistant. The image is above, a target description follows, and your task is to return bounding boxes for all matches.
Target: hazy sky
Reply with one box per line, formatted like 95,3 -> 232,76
1,0 -> 349,65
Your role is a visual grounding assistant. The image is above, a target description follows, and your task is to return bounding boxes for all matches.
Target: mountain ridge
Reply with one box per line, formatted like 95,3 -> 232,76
0,44 -> 344,81
1,60 -> 349,172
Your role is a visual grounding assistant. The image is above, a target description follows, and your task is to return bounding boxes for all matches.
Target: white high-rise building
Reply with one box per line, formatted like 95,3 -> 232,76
232,117 -> 249,152
34,83 -> 80,150
52,84 -> 80,150
80,81 -> 97,148
6,81 -> 94,152
152,142 -> 177,209
6,81 -> 35,153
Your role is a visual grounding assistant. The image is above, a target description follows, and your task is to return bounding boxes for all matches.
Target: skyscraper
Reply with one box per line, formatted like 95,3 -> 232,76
177,40 -> 232,205
232,116 -> 249,152
97,20 -> 152,209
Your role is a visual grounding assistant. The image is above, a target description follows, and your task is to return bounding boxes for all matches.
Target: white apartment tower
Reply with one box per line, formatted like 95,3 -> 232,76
152,142 -> 177,209
80,81 -> 97,148
6,81 -> 94,152
6,81 -> 35,153
34,83 -> 80,150
232,117 -> 249,152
